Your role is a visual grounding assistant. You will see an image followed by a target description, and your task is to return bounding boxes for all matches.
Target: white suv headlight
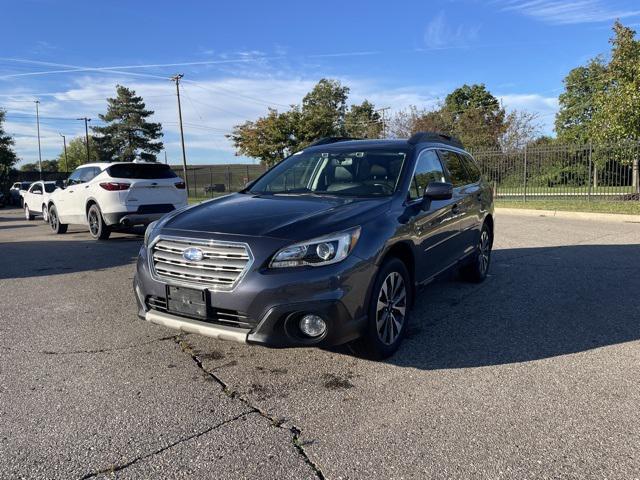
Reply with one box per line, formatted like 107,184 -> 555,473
270,227 -> 361,268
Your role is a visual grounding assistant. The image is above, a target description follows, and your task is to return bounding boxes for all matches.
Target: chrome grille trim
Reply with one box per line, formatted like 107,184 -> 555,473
149,235 -> 253,291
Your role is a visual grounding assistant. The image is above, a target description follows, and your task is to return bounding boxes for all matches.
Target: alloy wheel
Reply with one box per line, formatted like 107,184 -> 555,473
376,272 -> 407,345
478,229 -> 491,275
50,210 -> 58,230
24,206 -> 29,220
89,210 -> 99,236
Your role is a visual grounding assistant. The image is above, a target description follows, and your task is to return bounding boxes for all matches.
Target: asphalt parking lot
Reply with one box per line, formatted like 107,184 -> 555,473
1,207 -> 639,479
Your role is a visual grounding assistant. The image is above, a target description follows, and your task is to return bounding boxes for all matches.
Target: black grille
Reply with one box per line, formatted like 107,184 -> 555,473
137,204 -> 175,214
146,295 -> 253,329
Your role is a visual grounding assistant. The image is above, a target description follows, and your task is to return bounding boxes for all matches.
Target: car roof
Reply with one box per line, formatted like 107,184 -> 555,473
79,161 -> 166,171
303,138 -> 468,153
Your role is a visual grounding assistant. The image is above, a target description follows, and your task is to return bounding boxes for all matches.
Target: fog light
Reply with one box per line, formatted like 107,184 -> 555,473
299,314 -> 327,337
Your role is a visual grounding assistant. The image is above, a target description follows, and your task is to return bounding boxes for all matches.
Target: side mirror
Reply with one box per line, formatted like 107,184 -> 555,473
422,182 -> 453,209
62,179 -> 69,188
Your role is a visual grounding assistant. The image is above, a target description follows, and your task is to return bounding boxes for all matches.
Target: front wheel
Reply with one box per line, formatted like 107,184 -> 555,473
88,204 -> 111,240
351,258 -> 412,360
24,205 -> 35,221
460,223 -> 492,283
49,205 -> 68,234
42,205 -> 49,223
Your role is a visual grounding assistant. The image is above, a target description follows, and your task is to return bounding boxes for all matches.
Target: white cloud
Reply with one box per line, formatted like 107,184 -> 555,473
498,93 -> 559,133
424,11 -> 481,49
496,0 -> 640,24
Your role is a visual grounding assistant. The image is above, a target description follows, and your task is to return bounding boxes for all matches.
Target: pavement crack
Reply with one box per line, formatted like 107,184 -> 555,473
175,336 -> 325,480
78,410 -> 254,479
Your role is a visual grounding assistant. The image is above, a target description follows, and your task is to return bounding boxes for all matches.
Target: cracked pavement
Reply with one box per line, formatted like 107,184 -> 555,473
1,207 -> 639,479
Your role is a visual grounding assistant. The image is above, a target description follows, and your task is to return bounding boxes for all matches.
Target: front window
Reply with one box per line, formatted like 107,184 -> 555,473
248,148 -> 408,198
44,183 -> 56,193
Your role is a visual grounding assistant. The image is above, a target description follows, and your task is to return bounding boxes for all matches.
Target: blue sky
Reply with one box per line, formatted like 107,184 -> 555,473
2,0 -> 639,167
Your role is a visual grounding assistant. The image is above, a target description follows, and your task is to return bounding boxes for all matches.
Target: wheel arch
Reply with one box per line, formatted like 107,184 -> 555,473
375,241 -> 416,306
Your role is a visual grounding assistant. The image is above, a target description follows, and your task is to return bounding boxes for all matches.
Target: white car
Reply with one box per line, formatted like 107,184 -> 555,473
47,162 -> 188,240
23,181 -> 58,222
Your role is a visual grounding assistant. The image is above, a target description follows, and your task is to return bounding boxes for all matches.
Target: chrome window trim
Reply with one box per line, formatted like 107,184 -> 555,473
148,234 -> 254,292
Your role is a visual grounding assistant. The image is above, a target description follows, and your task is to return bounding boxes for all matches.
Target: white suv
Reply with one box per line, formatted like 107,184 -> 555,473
48,162 -> 188,240
23,180 -> 58,222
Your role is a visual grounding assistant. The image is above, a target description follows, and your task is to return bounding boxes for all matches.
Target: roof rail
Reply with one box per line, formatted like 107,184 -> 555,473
408,131 -> 464,149
306,137 -> 359,147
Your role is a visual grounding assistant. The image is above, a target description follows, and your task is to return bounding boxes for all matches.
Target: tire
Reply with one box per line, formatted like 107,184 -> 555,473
42,205 -> 49,223
48,205 -> 68,234
87,204 -> 111,240
460,223 -> 492,283
351,257 -> 412,360
24,204 -> 35,221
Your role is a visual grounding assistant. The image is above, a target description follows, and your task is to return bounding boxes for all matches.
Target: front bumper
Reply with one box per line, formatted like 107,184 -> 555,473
134,237 -> 375,348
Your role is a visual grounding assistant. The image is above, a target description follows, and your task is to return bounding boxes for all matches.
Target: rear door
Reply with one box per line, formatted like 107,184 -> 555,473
438,150 -> 478,256
405,149 -> 461,281
106,163 -> 186,208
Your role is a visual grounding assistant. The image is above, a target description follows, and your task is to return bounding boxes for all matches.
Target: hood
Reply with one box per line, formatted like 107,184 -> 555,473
162,193 -> 390,240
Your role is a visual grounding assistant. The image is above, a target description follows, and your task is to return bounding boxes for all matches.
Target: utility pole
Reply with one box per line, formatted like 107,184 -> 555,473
59,133 -> 68,173
34,100 -> 43,178
376,107 -> 390,138
164,150 -> 168,165
77,117 -> 91,163
170,73 -> 189,196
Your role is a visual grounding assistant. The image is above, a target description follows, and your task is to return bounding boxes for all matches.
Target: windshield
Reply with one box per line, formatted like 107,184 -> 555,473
248,148 -> 408,197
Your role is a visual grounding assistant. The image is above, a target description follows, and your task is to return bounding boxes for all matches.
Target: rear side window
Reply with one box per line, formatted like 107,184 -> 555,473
409,150 -> 446,200
461,154 -> 481,182
439,150 -> 473,187
107,163 -> 177,179
44,183 -> 56,193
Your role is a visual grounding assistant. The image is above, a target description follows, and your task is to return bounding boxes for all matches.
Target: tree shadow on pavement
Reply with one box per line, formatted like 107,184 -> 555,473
0,239 -> 141,279
386,244 -> 640,369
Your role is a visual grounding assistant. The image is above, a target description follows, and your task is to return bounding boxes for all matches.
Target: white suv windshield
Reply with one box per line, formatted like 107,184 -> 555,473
249,148 -> 408,197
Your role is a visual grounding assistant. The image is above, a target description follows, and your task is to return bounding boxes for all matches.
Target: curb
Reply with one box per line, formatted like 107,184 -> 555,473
496,207 -> 640,223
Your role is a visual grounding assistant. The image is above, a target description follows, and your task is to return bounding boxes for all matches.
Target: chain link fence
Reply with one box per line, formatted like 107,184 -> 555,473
169,164 -> 268,199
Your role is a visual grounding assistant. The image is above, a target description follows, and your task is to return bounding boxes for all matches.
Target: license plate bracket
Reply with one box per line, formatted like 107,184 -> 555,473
166,286 -> 207,319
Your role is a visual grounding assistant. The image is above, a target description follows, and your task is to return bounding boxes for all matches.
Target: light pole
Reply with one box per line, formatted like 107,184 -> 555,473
59,133 -> 68,173
35,100 -> 43,178
77,117 -> 91,163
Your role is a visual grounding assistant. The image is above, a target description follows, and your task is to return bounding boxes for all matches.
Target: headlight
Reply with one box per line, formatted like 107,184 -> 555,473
144,220 -> 159,247
270,227 -> 361,268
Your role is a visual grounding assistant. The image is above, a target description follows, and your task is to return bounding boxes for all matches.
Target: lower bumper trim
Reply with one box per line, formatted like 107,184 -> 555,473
145,309 -> 249,343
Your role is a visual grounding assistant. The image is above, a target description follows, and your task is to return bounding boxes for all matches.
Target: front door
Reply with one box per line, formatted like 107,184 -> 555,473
405,149 -> 462,282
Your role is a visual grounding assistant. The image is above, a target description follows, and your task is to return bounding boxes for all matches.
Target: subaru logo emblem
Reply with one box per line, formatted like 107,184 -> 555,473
183,247 -> 204,262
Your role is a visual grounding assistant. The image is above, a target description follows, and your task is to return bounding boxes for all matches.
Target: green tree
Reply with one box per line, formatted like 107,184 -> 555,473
554,58 -> 606,144
591,22 -> 640,144
20,159 -> 59,172
228,108 -> 304,166
55,136 -> 100,171
300,78 -> 350,140
229,79 -> 377,166
443,84 -> 507,149
344,100 -> 382,138
92,85 -> 163,162
0,109 -> 18,185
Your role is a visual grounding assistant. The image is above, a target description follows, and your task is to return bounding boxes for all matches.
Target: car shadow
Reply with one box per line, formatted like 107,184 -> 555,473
379,244 -> 640,370
0,238 -> 141,279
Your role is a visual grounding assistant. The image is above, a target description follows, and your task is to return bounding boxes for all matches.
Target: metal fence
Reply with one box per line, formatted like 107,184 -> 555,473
5,142 -> 640,203
472,142 -> 640,201
169,164 -> 268,199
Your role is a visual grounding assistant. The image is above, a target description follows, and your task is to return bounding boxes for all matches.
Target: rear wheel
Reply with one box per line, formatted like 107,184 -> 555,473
49,205 -> 68,234
460,223 -> 492,283
24,205 -> 35,221
351,258 -> 412,359
88,204 -> 111,240
41,205 -> 49,223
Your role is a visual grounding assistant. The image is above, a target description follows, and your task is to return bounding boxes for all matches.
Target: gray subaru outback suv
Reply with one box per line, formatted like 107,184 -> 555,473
134,132 -> 494,359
